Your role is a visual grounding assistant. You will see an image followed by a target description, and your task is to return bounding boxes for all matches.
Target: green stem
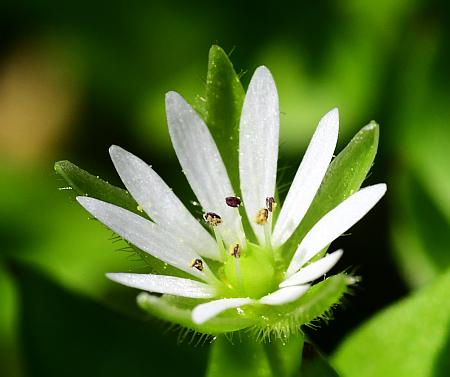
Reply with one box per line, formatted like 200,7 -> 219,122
264,334 -> 304,377
205,332 -> 304,377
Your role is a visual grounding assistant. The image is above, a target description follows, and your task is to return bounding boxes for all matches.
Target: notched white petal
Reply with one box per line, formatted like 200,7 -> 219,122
259,285 -> 310,305
76,196 -> 207,280
192,297 -> 253,324
287,184 -> 387,275
166,91 -> 244,246
280,249 -> 343,287
239,66 -> 279,244
106,273 -> 216,298
109,145 -> 219,260
273,108 -> 339,247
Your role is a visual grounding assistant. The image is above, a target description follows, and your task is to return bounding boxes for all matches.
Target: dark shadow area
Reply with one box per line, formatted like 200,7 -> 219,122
12,262 -> 209,377
300,342 -> 339,377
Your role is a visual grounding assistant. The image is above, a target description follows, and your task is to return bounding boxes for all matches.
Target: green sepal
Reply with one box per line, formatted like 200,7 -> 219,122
54,160 -> 140,215
282,122 -> 379,263
333,267 -> 450,377
195,45 -> 245,193
139,274 -> 349,339
248,274 -> 350,340
285,273 -> 350,325
54,160 -> 190,279
137,293 -> 254,334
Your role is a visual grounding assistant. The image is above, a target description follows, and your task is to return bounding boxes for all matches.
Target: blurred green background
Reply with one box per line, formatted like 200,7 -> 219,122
0,0 -> 449,376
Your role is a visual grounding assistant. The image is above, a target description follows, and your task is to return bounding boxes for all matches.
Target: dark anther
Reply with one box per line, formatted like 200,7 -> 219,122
191,259 -> 204,271
266,197 -> 276,212
203,212 -> 222,226
230,243 -> 241,258
225,196 -> 241,208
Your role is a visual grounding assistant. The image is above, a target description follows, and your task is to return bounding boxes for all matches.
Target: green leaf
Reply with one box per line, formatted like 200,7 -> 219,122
332,267 -> 450,377
54,160 -> 140,215
283,122 -> 379,261
196,45 -> 245,192
54,160 -> 189,279
390,30 -> 450,226
387,30 -> 450,287
390,170 -> 450,288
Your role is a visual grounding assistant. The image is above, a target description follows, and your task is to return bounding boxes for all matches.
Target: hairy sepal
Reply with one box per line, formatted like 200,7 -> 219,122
194,45 -> 245,193
282,123 -> 379,264
55,160 -> 190,279
248,273 -> 350,341
138,273 -> 350,340
137,293 -> 255,334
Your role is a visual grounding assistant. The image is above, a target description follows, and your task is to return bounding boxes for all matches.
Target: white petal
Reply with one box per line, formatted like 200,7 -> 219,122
109,145 -> 219,260
192,298 -> 252,324
272,109 -> 339,248
77,196 -> 207,280
106,273 -> 215,298
239,66 -> 279,244
287,184 -> 387,275
166,92 -> 244,246
259,285 -> 310,305
280,249 -> 343,287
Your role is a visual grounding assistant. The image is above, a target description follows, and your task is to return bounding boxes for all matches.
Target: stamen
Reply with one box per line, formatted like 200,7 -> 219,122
265,197 -> 277,212
255,199 -> 275,249
255,208 -> 269,225
203,212 -> 225,258
225,196 -> 241,208
263,222 -> 272,250
203,212 -> 222,226
190,258 -> 204,271
229,243 -> 241,258
225,197 -> 246,249
229,243 -> 244,294
213,227 -> 226,260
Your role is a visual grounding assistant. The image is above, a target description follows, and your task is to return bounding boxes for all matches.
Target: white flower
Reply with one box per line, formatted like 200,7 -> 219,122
76,67 -> 386,327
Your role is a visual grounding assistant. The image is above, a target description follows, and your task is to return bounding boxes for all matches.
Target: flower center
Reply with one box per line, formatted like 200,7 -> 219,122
222,242 -> 277,298
199,195 -> 280,298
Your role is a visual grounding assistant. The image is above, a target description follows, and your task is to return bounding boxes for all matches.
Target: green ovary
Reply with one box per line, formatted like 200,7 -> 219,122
221,242 -> 277,298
